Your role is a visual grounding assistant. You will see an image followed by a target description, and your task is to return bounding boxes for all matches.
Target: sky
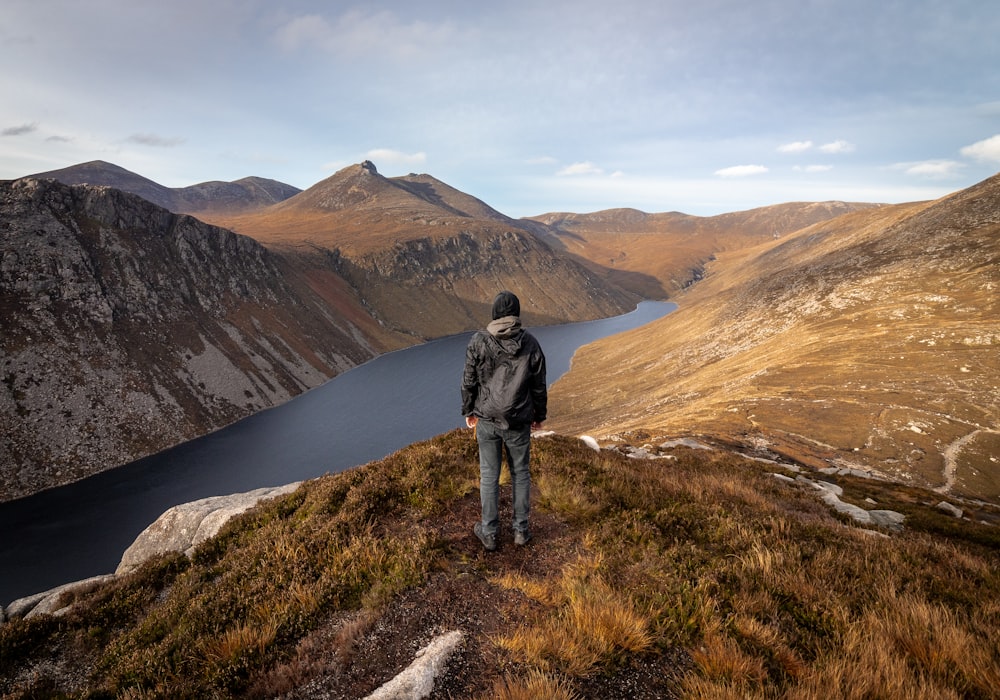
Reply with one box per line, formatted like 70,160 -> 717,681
2,0 -> 999,217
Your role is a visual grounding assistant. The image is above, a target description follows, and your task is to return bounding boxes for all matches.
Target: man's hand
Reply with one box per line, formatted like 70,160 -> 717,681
531,421 -> 543,430
466,416 -> 478,428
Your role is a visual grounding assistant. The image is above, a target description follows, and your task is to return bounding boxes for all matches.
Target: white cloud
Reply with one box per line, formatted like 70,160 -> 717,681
273,10 -> 460,63
557,161 -> 603,176
715,164 -> 768,178
778,140 -> 813,153
610,170 -> 625,178
273,14 -> 332,51
818,140 -> 855,154
895,160 -> 963,178
793,165 -> 833,173
526,156 -> 558,166
960,134 -> 1000,163
364,148 -> 427,167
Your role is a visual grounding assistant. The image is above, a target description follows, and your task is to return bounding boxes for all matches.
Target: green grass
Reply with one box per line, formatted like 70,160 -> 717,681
2,430 -> 998,698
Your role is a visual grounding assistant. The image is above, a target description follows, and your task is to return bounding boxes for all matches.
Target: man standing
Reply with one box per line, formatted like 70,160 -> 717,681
461,291 -> 547,551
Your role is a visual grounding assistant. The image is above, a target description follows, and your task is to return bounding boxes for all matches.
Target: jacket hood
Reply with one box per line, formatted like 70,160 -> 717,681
487,316 -> 524,354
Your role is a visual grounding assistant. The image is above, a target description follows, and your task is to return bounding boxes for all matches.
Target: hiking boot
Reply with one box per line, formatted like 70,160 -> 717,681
514,529 -> 532,546
474,522 -> 496,551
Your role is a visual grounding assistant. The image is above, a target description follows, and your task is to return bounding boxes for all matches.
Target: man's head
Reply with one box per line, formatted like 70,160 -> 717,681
491,290 -> 521,320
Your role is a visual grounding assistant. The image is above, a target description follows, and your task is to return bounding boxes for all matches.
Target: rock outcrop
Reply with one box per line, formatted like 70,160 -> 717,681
3,482 -> 300,621
116,482 -> 302,575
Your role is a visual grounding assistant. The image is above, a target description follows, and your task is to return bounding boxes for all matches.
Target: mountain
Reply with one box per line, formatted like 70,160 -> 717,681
528,201 -> 884,299
0,177 -> 402,501
29,161 -> 178,210
28,160 -> 301,214
548,172 -> 1000,502
201,161 -> 640,339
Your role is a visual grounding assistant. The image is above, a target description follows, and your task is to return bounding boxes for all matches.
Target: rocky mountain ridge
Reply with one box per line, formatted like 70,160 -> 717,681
0,178 -> 385,501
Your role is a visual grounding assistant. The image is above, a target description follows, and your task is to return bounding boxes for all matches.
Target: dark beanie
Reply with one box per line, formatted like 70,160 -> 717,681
491,290 -> 521,320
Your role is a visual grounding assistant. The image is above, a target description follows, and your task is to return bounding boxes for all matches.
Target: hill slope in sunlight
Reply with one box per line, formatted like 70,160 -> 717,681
527,201 -> 883,299
549,173 -> 1000,502
202,161 -> 640,338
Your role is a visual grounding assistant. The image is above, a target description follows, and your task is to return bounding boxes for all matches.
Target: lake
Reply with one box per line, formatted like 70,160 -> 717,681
0,301 -> 675,603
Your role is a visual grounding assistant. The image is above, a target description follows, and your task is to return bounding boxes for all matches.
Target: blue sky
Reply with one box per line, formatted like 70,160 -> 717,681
2,0 -> 999,217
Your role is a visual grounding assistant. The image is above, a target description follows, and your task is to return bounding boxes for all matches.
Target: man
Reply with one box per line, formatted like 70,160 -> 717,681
461,291 -> 547,551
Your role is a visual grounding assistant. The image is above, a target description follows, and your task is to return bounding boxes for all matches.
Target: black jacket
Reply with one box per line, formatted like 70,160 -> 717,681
461,318 -> 547,429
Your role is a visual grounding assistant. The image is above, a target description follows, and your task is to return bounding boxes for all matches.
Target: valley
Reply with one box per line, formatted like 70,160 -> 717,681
3,160 -> 998,505
548,176 -> 1000,501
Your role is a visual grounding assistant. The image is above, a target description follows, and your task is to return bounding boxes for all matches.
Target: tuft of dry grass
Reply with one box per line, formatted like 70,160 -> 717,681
483,669 -> 582,700
493,554 -> 654,676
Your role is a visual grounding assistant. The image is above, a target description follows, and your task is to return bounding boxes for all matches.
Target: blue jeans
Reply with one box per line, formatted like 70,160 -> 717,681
476,419 -> 531,537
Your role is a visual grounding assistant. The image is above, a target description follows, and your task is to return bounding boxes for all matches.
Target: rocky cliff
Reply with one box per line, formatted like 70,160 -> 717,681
0,178 -> 378,501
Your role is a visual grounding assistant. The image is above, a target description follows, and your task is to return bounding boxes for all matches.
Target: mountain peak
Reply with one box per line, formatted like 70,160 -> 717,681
24,160 -> 300,214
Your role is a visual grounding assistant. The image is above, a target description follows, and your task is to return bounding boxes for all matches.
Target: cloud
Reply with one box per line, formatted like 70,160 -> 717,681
273,14 -> 332,51
2,122 -> 39,136
127,133 -> 184,147
715,165 -> 768,178
557,161 -> 603,176
895,160 -> 963,178
960,134 -> 1000,163
793,165 -> 833,173
273,10 -> 459,63
526,156 -> 558,166
364,148 -> 427,167
778,140 -> 813,153
818,140 -> 855,154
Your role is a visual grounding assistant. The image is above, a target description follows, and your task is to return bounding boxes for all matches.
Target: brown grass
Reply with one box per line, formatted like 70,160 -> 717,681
2,430 -> 998,698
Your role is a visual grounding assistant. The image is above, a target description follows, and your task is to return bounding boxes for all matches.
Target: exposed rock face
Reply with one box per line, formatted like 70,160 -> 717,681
0,178 -> 375,500
115,483 -> 302,575
333,227 -> 635,337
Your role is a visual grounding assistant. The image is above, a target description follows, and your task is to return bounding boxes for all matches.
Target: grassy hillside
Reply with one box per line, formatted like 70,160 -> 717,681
3,431 -> 998,698
549,175 -> 1000,502
528,202 -> 882,299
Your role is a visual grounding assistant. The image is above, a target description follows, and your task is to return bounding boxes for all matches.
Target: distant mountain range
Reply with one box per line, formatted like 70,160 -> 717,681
7,158 -> 984,502
29,160 -> 302,214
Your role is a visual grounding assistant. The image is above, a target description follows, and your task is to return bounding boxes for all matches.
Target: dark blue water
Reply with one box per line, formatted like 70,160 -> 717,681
0,301 -> 675,603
